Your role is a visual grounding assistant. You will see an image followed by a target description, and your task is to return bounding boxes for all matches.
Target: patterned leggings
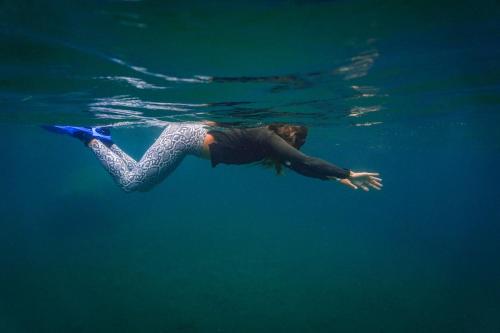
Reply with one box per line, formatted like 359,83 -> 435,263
89,123 -> 208,192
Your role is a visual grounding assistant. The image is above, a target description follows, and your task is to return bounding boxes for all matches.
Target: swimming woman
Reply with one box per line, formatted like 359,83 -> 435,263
43,122 -> 382,192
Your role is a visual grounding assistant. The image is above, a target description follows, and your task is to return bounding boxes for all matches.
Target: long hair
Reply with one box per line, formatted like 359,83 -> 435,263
262,123 -> 308,175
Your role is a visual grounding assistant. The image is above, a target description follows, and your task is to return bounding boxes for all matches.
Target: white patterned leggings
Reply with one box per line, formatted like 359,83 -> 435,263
88,123 -> 208,192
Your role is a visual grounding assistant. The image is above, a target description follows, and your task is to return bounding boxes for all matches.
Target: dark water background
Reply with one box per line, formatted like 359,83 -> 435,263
1,0 -> 500,332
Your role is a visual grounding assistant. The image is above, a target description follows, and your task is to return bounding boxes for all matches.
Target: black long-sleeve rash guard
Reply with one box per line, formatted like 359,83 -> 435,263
208,127 -> 350,180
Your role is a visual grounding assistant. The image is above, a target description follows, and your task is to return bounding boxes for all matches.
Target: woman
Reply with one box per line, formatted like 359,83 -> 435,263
43,122 -> 382,192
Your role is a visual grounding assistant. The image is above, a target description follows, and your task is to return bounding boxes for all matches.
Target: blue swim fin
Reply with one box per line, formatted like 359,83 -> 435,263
42,125 -> 113,146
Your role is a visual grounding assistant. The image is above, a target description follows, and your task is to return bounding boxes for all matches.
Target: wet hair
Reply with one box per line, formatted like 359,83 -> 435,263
262,123 -> 308,175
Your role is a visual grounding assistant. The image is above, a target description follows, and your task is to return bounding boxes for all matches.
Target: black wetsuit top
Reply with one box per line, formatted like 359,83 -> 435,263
208,127 -> 350,180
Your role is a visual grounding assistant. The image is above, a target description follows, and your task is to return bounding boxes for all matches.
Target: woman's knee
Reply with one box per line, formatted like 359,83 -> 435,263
119,180 -> 141,193
120,180 -> 155,193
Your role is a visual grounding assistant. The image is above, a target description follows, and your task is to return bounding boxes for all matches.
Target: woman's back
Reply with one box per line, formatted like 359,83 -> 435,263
207,127 -> 274,167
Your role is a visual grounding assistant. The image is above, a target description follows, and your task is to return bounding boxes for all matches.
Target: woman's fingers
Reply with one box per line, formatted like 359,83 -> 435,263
340,178 -> 358,190
360,184 -> 370,191
367,176 -> 383,186
346,180 -> 358,190
338,174 -> 384,191
361,172 -> 379,177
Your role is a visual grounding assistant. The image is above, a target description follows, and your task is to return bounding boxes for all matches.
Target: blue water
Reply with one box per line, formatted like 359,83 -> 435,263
1,1 -> 500,332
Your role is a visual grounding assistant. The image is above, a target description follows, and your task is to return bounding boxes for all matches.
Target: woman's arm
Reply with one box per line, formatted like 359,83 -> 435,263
265,133 -> 350,180
265,133 -> 383,190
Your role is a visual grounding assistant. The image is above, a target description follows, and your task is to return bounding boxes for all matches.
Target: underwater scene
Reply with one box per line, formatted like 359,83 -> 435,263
1,0 -> 499,332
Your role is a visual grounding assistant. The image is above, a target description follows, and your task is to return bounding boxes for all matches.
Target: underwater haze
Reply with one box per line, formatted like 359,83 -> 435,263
1,0 -> 500,332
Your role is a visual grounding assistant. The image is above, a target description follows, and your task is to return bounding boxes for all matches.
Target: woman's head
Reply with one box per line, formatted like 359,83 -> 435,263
267,123 -> 308,149
263,123 -> 309,175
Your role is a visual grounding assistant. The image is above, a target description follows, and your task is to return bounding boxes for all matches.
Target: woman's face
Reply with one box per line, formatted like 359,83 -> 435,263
268,124 -> 307,149
294,134 -> 306,148
290,126 -> 307,148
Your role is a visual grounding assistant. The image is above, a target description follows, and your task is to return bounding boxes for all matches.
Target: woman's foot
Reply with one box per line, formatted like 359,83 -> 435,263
42,125 -> 113,146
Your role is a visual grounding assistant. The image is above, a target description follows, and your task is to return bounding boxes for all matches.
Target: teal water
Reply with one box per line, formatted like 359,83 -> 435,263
1,1 -> 500,332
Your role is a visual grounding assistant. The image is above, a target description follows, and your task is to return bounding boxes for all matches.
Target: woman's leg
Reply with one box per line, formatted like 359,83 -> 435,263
108,144 -> 137,171
88,123 -> 207,192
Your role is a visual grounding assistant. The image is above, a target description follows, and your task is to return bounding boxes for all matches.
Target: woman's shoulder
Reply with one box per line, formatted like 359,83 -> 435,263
240,126 -> 275,141
207,124 -> 274,144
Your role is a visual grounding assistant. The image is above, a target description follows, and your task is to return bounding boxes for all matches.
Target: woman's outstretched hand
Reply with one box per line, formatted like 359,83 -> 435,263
329,171 -> 383,191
